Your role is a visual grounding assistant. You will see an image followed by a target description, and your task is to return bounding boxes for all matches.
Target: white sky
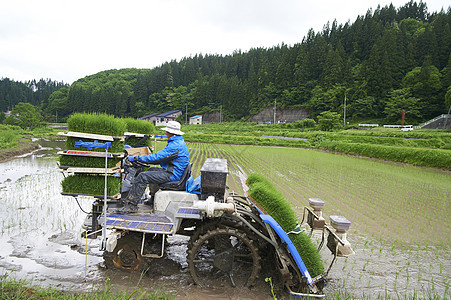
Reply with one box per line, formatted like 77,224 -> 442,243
0,0 -> 449,84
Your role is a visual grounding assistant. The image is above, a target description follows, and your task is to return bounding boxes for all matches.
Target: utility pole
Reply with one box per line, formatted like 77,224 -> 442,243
273,99 -> 276,124
343,93 -> 347,126
220,105 -> 222,123
185,105 -> 188,124
443,104 -> 451,131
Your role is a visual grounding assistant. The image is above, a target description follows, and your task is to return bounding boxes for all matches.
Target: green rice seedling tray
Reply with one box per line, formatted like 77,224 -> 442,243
58,152 -> 122,169
58,131 -> 115,141
65,137 -> 125,153
58,150 -> 124,158
122,117 -> 155,135
67,113 -> 127,136
61,174 -> 121,196
124,132 -> 154,150
59,165 -> 122,174
246,172 -> 324,277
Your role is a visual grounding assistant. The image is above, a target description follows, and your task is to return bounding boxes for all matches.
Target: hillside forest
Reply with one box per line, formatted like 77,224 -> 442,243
1,1 -> 451,125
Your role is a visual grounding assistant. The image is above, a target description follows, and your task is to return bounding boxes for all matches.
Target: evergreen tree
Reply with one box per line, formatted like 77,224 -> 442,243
384,88 -> 422,122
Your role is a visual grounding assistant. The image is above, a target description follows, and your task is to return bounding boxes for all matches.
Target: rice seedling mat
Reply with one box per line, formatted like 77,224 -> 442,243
57,150 -> 125,158
58,131 -> 116,141
124,132 -> 154,138
59,166 -> 122,174
60,192 -> 119,199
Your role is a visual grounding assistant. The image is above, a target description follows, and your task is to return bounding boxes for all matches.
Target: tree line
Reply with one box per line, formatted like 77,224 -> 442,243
0,78 -> 68,119
1,1 -> 451,125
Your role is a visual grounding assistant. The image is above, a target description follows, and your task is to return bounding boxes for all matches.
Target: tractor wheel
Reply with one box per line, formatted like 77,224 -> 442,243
187,227 -> 261,288
103,232 -> 145,272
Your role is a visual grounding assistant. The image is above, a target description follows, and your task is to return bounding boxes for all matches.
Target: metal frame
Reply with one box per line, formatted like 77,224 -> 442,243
141,233 -> 166,258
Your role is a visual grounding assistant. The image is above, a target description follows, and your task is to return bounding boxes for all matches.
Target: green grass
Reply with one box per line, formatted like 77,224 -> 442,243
0,273 -> 172,299
327,288 -> 448,299
0,125 -> 24,149
0,130 -> 19,150
182,122 -> 451,169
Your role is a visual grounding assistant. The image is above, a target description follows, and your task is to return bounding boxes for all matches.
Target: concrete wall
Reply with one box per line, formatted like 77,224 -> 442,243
421,117 -> 451,129
247,107 -> 309,123
202,111 -> 224,123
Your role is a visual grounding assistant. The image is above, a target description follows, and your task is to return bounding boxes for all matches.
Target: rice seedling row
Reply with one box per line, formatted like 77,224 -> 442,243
188,143 -> 450,245
174,142 -> 450,297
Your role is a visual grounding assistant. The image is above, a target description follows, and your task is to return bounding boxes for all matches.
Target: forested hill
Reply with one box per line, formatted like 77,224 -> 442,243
3,1 -> 451,125
0,78 -> 68,113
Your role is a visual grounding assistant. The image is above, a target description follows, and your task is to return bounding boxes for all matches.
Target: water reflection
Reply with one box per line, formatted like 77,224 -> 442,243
0,139 -> 104,290
0,140 -> 271,299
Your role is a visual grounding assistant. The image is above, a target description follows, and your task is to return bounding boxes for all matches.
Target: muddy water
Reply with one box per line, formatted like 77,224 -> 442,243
1,140 -> 449,299
0,139 -> 274,299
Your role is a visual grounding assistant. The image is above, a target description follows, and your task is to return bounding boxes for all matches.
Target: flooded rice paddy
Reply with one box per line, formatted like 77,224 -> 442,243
0,139 -> 449,299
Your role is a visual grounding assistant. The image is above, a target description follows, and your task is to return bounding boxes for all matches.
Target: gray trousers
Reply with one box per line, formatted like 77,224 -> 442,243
127,167 -> 172,205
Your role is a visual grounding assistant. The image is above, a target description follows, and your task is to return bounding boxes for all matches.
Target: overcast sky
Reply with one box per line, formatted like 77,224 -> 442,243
1,0 -> 449,84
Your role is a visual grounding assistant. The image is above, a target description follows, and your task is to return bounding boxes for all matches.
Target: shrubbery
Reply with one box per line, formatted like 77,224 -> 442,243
319,141 -> 451,169
182,122 -> 451,169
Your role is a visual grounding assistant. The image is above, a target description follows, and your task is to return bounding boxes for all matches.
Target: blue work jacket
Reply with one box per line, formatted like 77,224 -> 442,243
136,135 -> 190,181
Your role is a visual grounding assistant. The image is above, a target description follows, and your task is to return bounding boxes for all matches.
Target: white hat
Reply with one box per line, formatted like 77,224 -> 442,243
162,120 -> 184,135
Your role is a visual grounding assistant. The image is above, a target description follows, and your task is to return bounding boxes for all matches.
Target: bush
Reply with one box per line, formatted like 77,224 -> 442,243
0,130 -> 18,149
319,141 -> 451,169
302,118 -> 316,128
317,111 -> 342,131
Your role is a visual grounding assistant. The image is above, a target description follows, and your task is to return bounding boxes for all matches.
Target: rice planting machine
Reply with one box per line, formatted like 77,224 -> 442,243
64,139 -> 354,298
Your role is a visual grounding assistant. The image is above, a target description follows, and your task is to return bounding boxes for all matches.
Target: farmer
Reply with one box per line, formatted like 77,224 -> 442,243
116,120 -> 190,214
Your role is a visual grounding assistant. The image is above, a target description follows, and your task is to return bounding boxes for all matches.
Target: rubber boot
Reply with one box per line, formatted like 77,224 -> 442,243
143,196 -> 153,206
115,194 -> 138,214
115,203 -> 138,214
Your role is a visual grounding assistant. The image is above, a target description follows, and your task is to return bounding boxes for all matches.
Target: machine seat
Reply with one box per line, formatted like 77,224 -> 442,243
159,163 -> 192,191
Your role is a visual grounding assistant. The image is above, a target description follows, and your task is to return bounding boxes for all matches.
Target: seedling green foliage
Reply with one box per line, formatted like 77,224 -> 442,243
62,113 -> 128,195
61,175 -> 121,196
123,117 -> 154,148
247,173 -> 324,277
66,113 -> 126,152
65,137 -> 124,153
67,113 -> 126,136
59,155 -> 120,168
122,117 -> 154,134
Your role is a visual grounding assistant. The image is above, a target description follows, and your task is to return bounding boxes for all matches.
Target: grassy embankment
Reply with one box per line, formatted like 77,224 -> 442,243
0,125 -> 62,162
3,121 -> 450,169
0,273 -> 171,300
181,122 -> 451,170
